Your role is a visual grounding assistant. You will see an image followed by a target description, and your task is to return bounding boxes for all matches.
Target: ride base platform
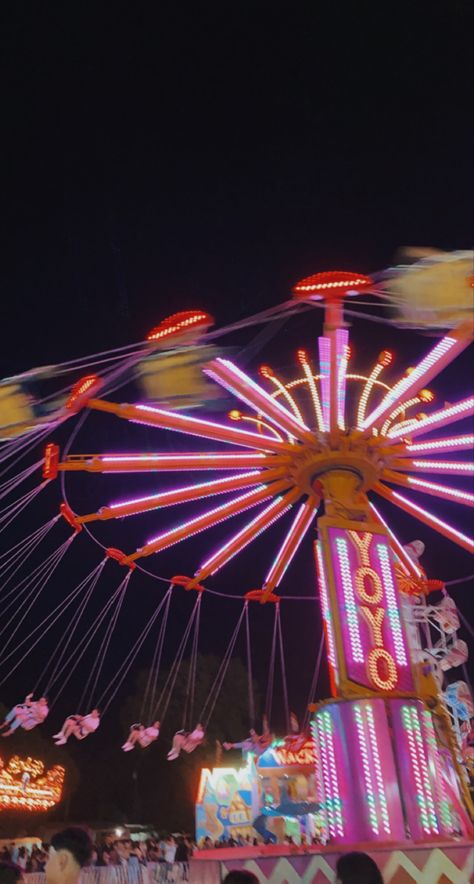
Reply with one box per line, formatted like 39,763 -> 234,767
190,839 -> 474,883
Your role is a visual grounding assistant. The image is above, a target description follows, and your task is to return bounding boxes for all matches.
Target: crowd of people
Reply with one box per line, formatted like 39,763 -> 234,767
0,827 -> 386,884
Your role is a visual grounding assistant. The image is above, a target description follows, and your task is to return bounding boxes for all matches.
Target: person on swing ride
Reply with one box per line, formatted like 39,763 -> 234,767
223,726 -> 273,756
121,721 -> 160,752
53,709 -> 100,745
282,713 -> 307,751
167,722 -> 205,760
0,694 -> 49,737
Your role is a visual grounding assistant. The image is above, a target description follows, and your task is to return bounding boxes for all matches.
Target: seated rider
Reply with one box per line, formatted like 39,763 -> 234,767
167,723 -> 204,760
122,721 -> 160,751
53,709 -> 100,745
0,694 -> 48,737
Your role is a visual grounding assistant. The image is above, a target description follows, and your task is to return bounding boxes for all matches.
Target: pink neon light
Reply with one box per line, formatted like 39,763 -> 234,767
405,475 -> 474,506
264,503 -> 316,586
102,453 -> 267,464
353,705 -> 380,835
362,335 -> 458,429
406,434 -> 474,454
410,459 -> 474,474
318,337 -> 331,431
133,404 -> 285,450
365,705 -> 391,834
316,542 -> 337,672
368,502 -> 423,578
386,490 -> 474,551
336,329 -> 349,430
145,485 -> 268,547
199,496 -> 292,574
335,537 -> 364,663
376,544 -> 409,666
108,471 -> 263,512
387,396 -> 474,440
205,358 -> 312,435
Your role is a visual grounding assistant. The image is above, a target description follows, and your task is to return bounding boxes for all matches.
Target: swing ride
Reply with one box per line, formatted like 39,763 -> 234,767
0,254 -> 473,849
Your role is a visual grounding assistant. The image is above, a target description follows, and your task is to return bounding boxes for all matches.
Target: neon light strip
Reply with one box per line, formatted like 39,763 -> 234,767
264,502 -> 317,587
336,329 -> 349,430
376,544 -> 408,666
362,334 -> 459,429
311,721 -> 330,842
204,358 -> 312,440
422,710 -> 453,831
354,706 -> 379,835
318,337 -> 331,431
381,397 -> 420,435
298,353 -> 325,432
405,434 -> 474,454
373,485 -> 474,552
314,718 -> 336,839
409,707 -> 439,833
144,483 -> 282,549
108,470 -> 264,513
335,537 -> 363,663
131,403 -> 291,452
266,372 -> 306,428
384,471 -> 474,506
316,542 -> 337,671
366,705 -> 391,835
368,502 -> 423,578
322,710 -> 344,836
357,362 -> 384,428
403,459 -> 474,475
402,705 -> 432,834
387,396 -> 474,440
198,495 -> 293,575
101,453 -> 269,466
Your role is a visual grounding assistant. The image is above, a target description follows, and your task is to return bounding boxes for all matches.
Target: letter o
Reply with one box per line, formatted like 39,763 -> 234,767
367,647 -> 398,691
355,566 -> 383,605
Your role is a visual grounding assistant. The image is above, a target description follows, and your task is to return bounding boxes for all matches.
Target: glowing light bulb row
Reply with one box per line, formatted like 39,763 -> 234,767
405,434 -> 474,454
387,396 -> 474,440
297,351 -> 325,432
357,361 -> 384,428
381,397 -> 421,435
318,337 -> 331,432
354,705 -> 379,835
410,459 -> 474,474
146,485 -> 268,547
336,329 -> 349,430
318,711 -> 344,837
199,496 -> 292,575
316,542 -> 337,672
102,453 -> 268,465
264,503 -> 316,586
376,544 -> 408,666
335,537 -> 364,663
313,718 -> 337,839
362,335 -> 457,430
108,470 -> 264,513
310,721 -> 330,842
406,475 -> 474,505
365,705 -> 391,835
401,706 -> 439,835
422,710 -> 453,832
377,487 -> 474,553
408,707 -> 439,833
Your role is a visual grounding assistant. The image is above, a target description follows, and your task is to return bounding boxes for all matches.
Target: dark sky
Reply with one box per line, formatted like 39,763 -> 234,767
0,3 -> 473,823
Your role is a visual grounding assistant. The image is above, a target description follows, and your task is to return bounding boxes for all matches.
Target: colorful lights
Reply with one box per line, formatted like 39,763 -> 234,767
405,459 -> 474,474
318,337 -> 331,431
297,350 -> 325,432
204,358 -> 313,442
405,433 -> 474,454
401,705 -> 439,835
374,484 -> 474,553
365,705 -> 391,835
315,541 -> 338,679
263,501 -> 317,593
354,705 -> 386,835
336,329 -> 349,430
100,452 -> 275,469
65,374 -> 101,411
387,396 -> 474,440
335,537 -> 364,663
0,755 -> 65,811
362,334 -> 464,430
292,270 -> 372,298
404,475 -> 474,506
146,310 -> 213,342
313,711 -> 344,838
381,397 -> 422,435
376,544 -> 408,666
42,442 -> 59,479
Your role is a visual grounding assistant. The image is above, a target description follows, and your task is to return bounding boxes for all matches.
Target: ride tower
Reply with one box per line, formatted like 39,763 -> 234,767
291,273 -> 474,844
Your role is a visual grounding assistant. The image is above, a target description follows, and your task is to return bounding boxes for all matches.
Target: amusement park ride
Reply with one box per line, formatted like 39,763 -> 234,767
0,258 -> 473,852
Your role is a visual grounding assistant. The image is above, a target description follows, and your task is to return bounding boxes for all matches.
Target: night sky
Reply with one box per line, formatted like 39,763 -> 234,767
1,4 -> 473,825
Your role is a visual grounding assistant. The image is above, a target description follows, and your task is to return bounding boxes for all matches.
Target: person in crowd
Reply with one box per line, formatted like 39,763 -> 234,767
13,852 -> 26,874
109,838 -> 132,867
163,836 -> 176,876
336,851 -> 384,884
0,862 -> 24,884
222,872 -> 259,884
53,709 -> 100,745
174,837 -> 189,880
167,723 -> 205,760
45,828 -> 93,884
